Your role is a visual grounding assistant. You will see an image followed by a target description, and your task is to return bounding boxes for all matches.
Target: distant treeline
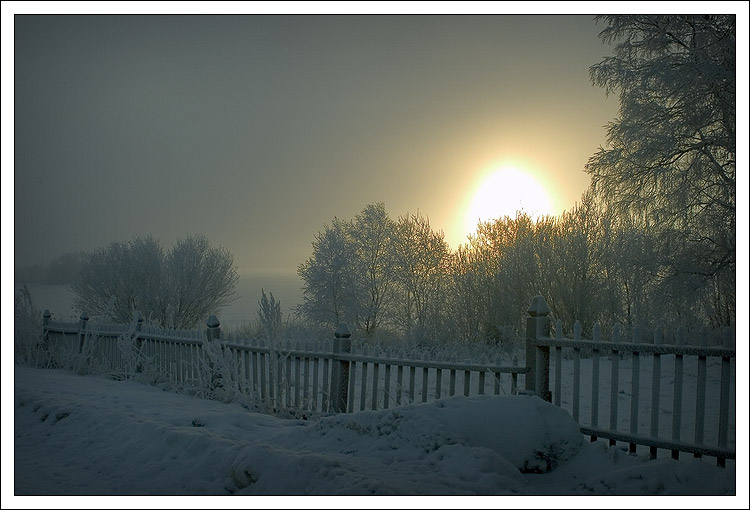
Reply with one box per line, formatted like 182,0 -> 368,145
15,252 -> 84,285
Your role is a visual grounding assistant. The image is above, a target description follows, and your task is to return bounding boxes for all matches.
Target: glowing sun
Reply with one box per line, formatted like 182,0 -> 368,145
463,165 -> 554,237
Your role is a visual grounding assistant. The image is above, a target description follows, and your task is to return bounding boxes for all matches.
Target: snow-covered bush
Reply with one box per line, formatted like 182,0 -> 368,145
14,285 -> 44,367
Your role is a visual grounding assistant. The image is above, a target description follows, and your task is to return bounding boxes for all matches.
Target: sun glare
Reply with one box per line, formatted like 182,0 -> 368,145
463,165 -> 554,238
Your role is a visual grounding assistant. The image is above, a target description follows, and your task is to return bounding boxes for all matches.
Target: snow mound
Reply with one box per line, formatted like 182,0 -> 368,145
307,394 -> 583,474
427,394 -> 584,473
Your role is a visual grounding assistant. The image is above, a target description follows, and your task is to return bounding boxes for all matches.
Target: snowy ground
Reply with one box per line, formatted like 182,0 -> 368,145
8,367 -> 744,508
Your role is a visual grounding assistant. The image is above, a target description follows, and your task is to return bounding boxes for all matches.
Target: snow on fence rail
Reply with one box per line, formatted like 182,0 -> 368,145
37,296 -> 735,466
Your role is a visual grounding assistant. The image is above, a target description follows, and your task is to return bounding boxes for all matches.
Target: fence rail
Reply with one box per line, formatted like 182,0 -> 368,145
36,296 -> 735,467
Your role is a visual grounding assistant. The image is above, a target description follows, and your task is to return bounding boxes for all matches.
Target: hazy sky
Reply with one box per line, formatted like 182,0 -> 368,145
6,10 -> 667,275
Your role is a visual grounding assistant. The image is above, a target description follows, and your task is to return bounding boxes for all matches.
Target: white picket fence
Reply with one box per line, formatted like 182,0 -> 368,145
38,312 -> 524,413
524,296 -> 735,466
37,297 -> 735,466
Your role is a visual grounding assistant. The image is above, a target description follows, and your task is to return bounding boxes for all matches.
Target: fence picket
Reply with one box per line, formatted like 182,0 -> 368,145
630,325 -> 641,454
396,365 -> 404,405
383,364 -> 391,409
408,366 -> 415,403
312,357 -> 319,411
672,327 -> 685,459
259,351 -> 267,402
572,321 -> 581,423
240,350 -> 248,395
347,361 -> 357,412
436,368 -> 443,399
554,319 -> 562,406
650,325 -> 663,459
360,361 -> 369,411
293,356 -> 301,408
321,357 -> 329,412
609,324 -> 621,446
372,363 -> 380,410
591,322 -> 601,441
303,357 -> 311,410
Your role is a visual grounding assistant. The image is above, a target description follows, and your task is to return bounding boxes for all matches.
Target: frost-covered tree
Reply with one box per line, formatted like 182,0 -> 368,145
257,289 -> 282,342
297,203 -> 397,335
72,235 -> 165,324
462,213 -> 551,340
299,205 -> 452,341
586,15 -> 735,326
163,235 -> 240,329
297,217 -> 360,329
391,212 -> 451,342
546,191 -> 610,334
72,234 -> 238,329
446,243 -> 494,343
349,203 -> 397,335
597,209 -> 662,332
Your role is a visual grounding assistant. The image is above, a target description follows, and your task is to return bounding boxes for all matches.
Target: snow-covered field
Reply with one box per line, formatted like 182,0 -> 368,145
10,366 -> 741,506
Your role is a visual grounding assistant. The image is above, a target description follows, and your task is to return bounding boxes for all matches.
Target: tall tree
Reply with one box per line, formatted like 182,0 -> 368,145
349,203 -> 396,335
164,235 -> 240,329
391,212 -> 451,342
72,235 -> 165,324
446,243 -> 494,343
586,15 -> 735,325
297,218 -> 359,329
547,190 -> 610,335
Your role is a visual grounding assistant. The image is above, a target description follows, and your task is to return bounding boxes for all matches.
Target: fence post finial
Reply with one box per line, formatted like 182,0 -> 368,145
527,295 -> 550,317
335,322 -> 351,339
206,314 -> 221,341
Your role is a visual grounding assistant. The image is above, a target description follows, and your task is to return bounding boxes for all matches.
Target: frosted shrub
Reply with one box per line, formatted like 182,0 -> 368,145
187,338 -> 282,415
257,289 -> 282,340
253,289 -> 307,416
14,285 -> 44,367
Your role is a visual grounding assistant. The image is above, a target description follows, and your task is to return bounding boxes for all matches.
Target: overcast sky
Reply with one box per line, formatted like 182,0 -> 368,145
5,5 -> 745,278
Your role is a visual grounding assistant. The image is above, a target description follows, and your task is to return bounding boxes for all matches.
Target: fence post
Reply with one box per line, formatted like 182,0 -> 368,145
205,314 -> 223,392
525,295 -> 551,401
131,311 -> 144,373
78,312 -> 89,353
330,323 -> 352,413
132,311 -> 144,337
206,314 -> 221,341
42,310 -> 51,342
